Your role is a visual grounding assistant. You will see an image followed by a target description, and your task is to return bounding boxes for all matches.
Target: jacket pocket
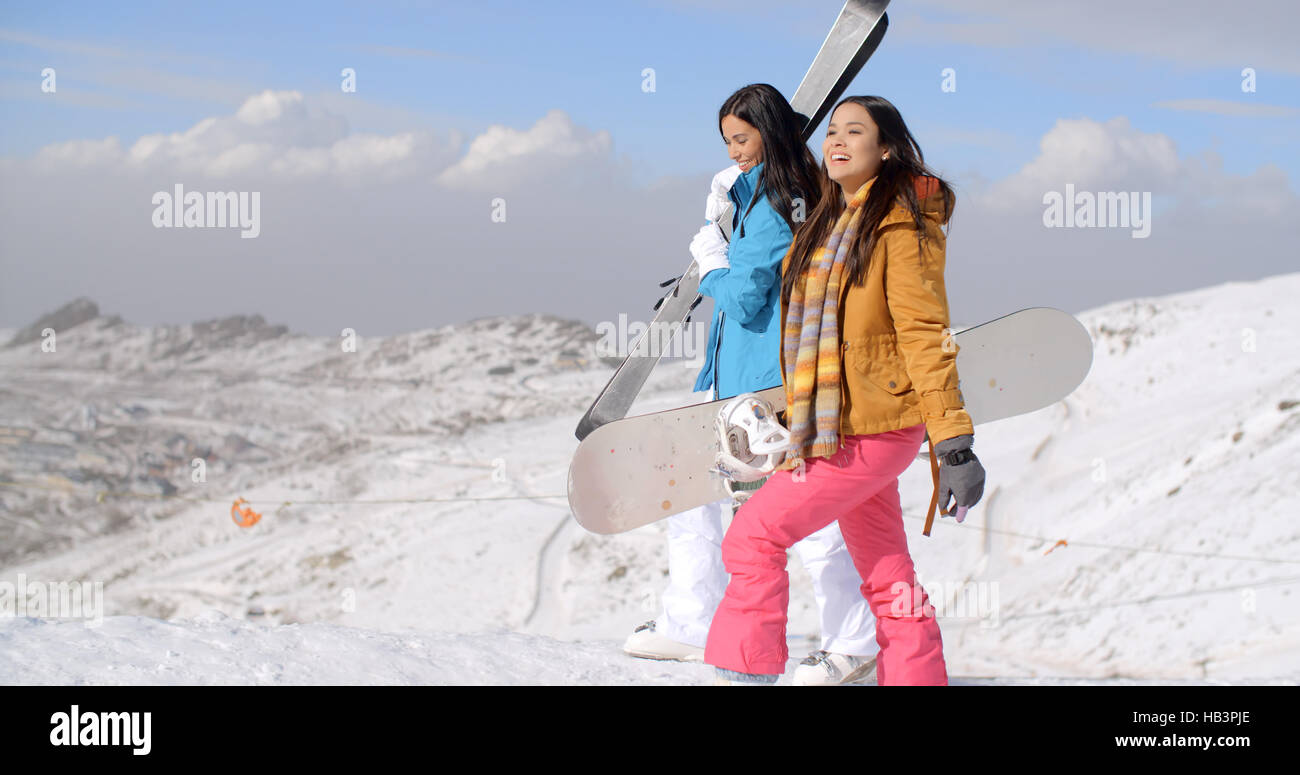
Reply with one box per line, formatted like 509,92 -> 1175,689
845,335 -> 913,395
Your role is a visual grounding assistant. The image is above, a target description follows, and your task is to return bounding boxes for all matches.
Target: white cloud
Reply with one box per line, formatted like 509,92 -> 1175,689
941,113 -> 1300,328
125,91 -> 353,172
234,90 -> 298,125
273,133 -> 400,174
0,94 -> 673,339
18,92 -> 620,186
9,85 -> 1291,348
34,136 -> 125,167
206,142 -> 275,177
983,117 -> 1181,208
977,116 -> 1298,222
21,90 -> 463,180
1153,99 -> 1300,118
436,109 -> 613,190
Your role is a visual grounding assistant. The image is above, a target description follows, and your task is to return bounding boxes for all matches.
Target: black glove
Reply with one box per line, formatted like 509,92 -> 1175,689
934,434 -> 985,522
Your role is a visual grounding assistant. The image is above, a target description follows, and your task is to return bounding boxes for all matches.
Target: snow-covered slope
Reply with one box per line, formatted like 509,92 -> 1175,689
2,274 -> 1298,685
0,613 -> 720,686
0,303 -> 621,564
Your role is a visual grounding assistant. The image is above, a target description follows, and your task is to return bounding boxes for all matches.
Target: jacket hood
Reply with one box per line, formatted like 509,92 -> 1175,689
865,173 -> 952,232
912,174 -> 951,225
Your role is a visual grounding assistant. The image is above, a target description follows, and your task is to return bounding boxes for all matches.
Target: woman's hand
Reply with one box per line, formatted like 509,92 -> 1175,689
690,223 -> 730,277
705,164 -> 743,223
935,434 -> 985,522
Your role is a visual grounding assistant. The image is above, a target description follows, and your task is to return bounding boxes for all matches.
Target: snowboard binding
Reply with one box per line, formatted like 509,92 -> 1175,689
709,393 -> 792,504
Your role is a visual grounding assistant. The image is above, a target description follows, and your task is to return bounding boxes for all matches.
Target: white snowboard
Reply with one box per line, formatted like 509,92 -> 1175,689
568,307 -> 1093,535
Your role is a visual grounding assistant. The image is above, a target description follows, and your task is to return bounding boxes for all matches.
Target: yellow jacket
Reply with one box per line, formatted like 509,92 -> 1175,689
779,175 -> 973,532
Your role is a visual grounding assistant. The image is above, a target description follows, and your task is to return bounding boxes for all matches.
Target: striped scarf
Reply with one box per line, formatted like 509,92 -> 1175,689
782,177 -> 873,461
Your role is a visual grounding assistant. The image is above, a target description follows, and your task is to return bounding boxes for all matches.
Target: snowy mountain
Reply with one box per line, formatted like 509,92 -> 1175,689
2,274 -> 1298,685
0,301 -> 618,564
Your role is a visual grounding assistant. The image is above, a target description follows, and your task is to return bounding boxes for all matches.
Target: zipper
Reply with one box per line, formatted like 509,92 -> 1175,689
712,175 -> 749,398
713,310 -> 726,398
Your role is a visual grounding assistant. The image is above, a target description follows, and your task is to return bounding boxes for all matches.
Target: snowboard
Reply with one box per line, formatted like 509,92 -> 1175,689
574,0 -> 891,441
568,307 -> 1093,534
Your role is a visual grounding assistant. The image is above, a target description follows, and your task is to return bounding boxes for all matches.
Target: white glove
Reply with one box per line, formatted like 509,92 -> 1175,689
690,222 -> 729,278
705,164 -> 742,223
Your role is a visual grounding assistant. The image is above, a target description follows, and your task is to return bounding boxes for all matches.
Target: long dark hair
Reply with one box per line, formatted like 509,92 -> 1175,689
718,84 -> 821,237
780,95 -> 955,305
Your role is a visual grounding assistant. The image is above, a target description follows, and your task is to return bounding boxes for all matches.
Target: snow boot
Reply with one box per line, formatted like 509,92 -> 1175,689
622,620 -> 704,662
792,650 -> 877,686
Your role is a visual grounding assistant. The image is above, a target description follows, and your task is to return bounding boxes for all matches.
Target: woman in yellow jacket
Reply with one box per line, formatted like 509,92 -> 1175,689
704,96 -> 987,685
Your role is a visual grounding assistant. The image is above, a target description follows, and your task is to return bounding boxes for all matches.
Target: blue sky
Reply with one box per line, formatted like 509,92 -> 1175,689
4,0 -> 1296,180
1,0 -> 1297,334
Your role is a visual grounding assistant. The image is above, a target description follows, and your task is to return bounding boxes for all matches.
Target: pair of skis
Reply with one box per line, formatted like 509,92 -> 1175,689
574,0 -> 892,441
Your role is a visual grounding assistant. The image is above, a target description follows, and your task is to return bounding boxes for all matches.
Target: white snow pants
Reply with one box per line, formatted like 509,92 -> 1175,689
657,388 -> 879,656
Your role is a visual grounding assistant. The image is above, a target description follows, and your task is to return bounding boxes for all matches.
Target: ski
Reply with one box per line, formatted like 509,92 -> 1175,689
574,0 -> 891,441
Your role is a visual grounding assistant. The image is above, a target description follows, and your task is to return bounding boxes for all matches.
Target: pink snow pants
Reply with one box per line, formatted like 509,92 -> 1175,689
704,424 -> 948,685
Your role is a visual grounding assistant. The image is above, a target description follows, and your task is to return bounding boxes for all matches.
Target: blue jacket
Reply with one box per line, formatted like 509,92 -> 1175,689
693,161 -> 790,399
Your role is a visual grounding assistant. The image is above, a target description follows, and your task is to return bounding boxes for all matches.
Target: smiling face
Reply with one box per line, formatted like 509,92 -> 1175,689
824,101 -> 888,199
721,114 -> 763,173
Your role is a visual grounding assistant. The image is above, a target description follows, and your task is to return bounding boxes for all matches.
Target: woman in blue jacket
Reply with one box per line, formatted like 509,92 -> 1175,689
623,84 -> 880,685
